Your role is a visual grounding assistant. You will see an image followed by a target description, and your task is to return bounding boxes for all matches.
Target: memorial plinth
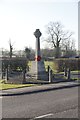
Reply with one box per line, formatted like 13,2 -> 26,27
28,29 -> 48,80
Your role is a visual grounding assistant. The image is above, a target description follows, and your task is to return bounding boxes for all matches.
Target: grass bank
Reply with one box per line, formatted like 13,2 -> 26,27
0,80 -> 35,90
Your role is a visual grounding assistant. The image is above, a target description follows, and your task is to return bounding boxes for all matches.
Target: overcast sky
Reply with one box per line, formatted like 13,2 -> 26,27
0,0 -> 79,51
78,1 -> 80,50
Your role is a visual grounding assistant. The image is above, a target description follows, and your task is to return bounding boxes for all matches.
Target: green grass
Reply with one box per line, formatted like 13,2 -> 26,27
29,61 -> 80,73
28,61 -> 32,67
44,61 -> 58,73
0,83 -> 35,90
0,80 -> 5,83
0,80 -> 35,90
71,70 -> 80,73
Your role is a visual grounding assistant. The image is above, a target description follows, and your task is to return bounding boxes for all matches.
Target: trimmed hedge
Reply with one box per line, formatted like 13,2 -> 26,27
53,58 -> 80,72
1,57 -> 28,72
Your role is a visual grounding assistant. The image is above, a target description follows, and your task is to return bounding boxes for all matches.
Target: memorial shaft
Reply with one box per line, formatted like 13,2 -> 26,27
35,37 -> 41,61
34,29 -> 42,61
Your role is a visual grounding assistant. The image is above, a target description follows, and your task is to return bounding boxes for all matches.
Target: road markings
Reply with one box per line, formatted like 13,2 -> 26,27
35,113 -> 53,119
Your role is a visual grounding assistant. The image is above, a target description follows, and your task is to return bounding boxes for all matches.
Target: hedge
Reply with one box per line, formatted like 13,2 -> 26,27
53,58 -> 80,72
1,57 -> 28,72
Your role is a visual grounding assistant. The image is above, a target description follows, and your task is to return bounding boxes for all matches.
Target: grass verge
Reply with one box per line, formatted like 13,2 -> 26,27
0,80 -> 35,90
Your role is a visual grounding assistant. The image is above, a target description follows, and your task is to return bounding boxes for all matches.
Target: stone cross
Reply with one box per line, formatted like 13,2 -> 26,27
34,29 -> 42,61
28,29 -> 48,80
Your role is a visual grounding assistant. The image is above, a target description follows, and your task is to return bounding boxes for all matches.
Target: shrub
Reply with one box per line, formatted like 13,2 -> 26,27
53,58 -> 79,72
2,57 -> 28,72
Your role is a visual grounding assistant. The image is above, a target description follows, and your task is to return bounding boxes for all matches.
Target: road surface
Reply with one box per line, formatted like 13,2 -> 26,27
2,87 -> 79,119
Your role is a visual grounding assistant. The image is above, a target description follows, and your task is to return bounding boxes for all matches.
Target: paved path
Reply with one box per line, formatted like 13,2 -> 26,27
0,80 -> 80,96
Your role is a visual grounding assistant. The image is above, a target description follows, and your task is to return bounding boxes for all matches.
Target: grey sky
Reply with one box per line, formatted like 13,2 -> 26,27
78,1 -> 80,50
0,0 -> 78,50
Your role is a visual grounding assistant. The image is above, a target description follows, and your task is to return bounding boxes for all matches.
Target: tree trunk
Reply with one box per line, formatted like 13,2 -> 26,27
55,47 -> 61,58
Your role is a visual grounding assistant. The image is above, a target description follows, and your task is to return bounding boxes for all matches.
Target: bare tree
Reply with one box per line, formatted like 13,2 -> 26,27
24,47 -> 31,59
45,21 -> 73,58
61,37 -> 76,57
9,39 -> 13,58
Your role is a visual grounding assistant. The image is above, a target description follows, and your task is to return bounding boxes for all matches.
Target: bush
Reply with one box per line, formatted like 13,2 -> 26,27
53,58 -> 79,72
2,57 -> 28,72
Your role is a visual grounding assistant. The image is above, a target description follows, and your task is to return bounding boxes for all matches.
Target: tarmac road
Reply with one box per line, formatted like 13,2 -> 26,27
2,86 -> 79,119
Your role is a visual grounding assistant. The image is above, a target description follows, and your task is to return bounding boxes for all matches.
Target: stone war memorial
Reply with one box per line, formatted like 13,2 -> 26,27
27,29 -> 48,81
